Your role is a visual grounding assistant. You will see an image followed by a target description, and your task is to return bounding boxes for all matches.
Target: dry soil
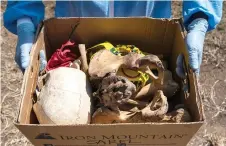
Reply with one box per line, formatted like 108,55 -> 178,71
1,1 -> 226,146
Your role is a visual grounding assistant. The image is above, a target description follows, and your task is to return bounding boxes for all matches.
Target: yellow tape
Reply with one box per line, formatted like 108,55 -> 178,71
88,42 -> 149,90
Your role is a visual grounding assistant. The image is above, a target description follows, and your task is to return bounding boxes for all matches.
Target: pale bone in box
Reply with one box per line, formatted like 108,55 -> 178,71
14,17 -> 204,146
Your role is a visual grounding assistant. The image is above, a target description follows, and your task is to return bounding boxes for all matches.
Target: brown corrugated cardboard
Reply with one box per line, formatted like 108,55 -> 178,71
14,17 -> 204,146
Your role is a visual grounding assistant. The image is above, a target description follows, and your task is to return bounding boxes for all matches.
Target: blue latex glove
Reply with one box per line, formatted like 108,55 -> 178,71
176,18 -> 208,78
16,17 -> 46,73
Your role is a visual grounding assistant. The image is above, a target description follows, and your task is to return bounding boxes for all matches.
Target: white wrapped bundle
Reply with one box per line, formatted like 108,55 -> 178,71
33,67 -> 92,124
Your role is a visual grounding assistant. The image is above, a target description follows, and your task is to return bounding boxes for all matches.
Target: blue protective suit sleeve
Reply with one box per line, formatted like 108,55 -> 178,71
3,1 -> 45,35
183,0 -> 223,31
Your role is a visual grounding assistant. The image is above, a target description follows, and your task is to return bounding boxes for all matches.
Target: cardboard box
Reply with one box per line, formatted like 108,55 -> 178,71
15,17 -> 204,146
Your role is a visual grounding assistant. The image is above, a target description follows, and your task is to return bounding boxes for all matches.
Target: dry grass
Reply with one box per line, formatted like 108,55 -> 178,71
1,1 -> 31,145
172,2 -> 226,145
1,1 -> 226,146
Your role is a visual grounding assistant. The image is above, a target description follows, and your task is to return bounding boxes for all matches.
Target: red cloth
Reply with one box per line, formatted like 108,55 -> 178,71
46,40 -> 77,71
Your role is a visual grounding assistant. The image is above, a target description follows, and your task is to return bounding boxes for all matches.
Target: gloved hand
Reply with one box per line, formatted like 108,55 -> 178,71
176,18 -> 208,78
16,17 -> 47,73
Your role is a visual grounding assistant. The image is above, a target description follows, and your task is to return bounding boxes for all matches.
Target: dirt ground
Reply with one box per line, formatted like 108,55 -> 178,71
1,1 -> 226,146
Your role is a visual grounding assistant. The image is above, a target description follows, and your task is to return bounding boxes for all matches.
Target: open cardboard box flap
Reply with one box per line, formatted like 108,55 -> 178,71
15,17 -> 204,146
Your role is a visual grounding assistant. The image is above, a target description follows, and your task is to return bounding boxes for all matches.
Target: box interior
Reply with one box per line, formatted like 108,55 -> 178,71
17,18 -> 203,125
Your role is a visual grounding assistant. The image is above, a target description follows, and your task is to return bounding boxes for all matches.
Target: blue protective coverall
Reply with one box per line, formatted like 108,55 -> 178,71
4,1 -> 223,34
3,1 -> 223,75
